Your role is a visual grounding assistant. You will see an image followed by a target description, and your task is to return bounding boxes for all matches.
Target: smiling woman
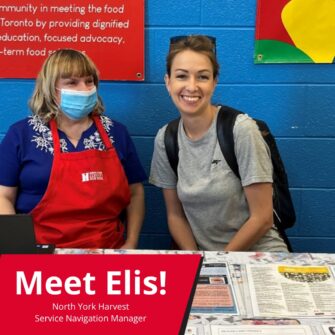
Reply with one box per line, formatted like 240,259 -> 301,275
149,35 -> 289,253
164,49 -> 217,136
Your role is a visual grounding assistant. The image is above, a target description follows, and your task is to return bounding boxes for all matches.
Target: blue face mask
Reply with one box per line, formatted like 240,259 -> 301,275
59,86 -> 97,120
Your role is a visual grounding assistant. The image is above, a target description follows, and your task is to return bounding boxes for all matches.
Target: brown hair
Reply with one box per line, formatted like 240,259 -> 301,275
166,35 -> 219,78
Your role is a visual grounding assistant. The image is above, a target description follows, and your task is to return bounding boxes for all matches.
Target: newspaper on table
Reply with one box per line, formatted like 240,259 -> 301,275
246,264 -> 335,317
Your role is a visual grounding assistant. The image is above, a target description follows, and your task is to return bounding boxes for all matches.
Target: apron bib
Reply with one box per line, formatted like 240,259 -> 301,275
31,116 -> 130,248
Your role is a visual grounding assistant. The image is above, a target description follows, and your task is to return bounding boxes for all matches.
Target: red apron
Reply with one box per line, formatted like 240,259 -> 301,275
31,116 -> 131,249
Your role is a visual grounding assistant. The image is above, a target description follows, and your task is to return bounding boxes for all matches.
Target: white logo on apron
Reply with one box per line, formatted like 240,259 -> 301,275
81,171 -> 104,182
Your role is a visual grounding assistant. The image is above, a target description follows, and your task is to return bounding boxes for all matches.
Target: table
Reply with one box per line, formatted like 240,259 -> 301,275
54,249 -> 335,335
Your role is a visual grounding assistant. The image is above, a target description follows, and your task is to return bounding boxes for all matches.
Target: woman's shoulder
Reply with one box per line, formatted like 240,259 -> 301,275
234,112 -> 256,128
153,123 -> 169,150
98,114 -> 128,135
232,113 -> 260,139
1,116 -> 49,155
8,117 -> 32,130
157,123 -> 169,137
6,115 -> 47,135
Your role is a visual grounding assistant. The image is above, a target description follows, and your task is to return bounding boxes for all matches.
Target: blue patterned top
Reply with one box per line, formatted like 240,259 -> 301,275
0,115 -> 147,213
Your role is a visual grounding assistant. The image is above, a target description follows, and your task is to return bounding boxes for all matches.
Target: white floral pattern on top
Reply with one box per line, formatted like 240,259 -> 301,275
28,115 -> 114,155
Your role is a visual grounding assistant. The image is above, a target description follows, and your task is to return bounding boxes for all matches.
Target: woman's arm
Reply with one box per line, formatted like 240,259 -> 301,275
224,182 -> 273,251
121,182 -> 145,249
163,188 -> 198,250
0,185 -> 17,214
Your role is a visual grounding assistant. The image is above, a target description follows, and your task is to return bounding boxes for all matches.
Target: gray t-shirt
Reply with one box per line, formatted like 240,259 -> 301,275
149,108 -> 287,252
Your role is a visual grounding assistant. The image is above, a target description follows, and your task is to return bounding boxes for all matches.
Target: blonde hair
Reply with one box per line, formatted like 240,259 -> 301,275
29,49 -> 104,122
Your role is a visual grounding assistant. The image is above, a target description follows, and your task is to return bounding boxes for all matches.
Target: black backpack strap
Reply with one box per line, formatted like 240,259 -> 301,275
166,106 -> 242,178
256,119 -> 290,185
217,107 -> 294,251
164,117 -> 181,176
216,106 -> 242,179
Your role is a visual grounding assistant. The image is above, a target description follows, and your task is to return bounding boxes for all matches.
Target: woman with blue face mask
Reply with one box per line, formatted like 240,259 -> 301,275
0,49 -> 147,249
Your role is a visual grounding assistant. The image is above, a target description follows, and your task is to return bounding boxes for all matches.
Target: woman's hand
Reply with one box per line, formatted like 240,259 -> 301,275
122,183 -> 145,249
224,182 -> 273,251
0,185 -> 17,214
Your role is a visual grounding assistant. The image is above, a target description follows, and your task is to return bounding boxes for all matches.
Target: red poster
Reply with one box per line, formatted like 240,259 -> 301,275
0,0 -> 144,80
0,254 -> 202,335
254,0 -> 335,63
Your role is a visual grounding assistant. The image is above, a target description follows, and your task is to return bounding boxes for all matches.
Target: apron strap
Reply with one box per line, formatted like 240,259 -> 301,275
49,116 -> 114,154
92,115 -> 113,150
49,118 -> 61,157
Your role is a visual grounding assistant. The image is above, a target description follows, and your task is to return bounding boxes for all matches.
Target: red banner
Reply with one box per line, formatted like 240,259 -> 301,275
0,254 -> 202,335
0,0 -> 144,80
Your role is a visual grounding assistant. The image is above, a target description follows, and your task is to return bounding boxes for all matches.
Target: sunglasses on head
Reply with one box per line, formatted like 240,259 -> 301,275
169,35 -> 216,54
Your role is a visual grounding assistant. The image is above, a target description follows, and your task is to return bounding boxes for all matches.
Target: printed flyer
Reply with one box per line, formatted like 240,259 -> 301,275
246,264 -> 335,317
191,262 -> 239,314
